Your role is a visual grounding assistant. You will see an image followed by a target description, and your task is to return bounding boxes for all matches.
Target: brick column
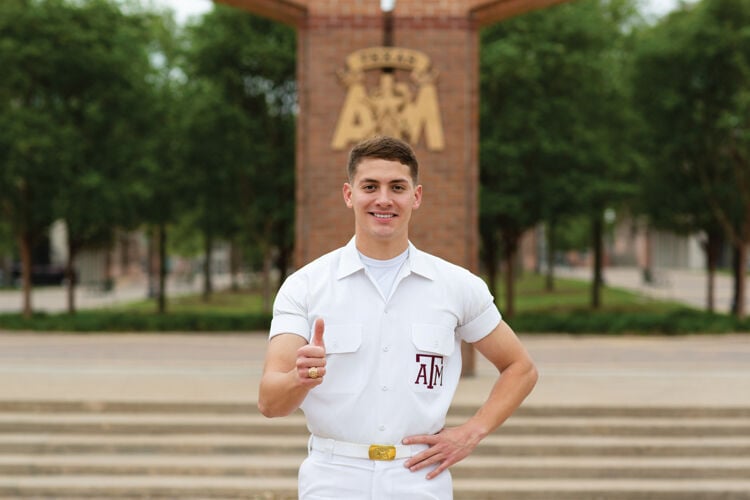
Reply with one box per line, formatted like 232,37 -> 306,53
297,10 -> 480,272
218,0 -> 568,271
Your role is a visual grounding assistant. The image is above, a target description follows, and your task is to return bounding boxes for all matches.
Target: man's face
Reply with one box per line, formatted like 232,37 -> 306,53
343,157 -> 422,246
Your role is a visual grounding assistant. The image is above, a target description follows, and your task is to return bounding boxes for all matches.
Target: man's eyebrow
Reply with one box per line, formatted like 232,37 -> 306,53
358,177 -> 410,184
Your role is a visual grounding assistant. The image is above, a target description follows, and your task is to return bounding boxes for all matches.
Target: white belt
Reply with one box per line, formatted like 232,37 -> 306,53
309,435 -> 422,461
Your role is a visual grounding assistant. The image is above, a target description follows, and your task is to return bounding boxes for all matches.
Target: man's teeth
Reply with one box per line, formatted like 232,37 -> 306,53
373,213 -> 394,219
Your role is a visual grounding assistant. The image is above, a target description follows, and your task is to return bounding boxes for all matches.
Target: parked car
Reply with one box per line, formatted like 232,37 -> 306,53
10,264 -> 75,286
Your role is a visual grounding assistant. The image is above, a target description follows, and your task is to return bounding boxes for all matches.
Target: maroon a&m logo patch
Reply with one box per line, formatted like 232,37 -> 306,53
414,354 -> 444,389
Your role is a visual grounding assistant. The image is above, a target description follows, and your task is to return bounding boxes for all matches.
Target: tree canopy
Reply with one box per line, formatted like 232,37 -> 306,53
633,0 -> 750,316
480,0 -> 641,313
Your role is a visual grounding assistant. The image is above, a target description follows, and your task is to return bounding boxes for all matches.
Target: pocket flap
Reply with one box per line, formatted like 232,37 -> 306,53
411,324 -> 455,356
316,324 -> 362,354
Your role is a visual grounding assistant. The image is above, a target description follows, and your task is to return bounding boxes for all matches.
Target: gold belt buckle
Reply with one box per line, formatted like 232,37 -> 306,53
368,444 -> 397,461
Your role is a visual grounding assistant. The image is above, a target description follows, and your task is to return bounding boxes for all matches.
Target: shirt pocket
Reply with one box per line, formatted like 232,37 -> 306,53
410,324 -> 455,392
315,323 -> 364,395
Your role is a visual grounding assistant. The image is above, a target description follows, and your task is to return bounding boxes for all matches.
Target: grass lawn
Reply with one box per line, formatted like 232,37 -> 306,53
507,273 -> 687,314
116,290 -> 267,315
0,273 -> 744,334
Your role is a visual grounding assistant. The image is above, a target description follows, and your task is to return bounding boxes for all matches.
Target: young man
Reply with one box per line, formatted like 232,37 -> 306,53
259,136 -> 538,499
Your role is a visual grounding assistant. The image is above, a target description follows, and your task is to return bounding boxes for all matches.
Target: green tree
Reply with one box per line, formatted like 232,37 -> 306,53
184,5 -> 296,309
480,0 -> 640,315
0,0 -> 80,316
136,9 -> 192,314
54,0 -> 158,313
0,0 -> 161,315
633,0 -> 750,317
180,77 -> 250,301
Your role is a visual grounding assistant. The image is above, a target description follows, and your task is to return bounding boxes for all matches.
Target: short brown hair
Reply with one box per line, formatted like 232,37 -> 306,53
347,136 -> 419,184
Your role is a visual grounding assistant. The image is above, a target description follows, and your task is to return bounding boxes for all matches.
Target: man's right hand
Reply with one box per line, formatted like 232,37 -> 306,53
296,318 -> 326,386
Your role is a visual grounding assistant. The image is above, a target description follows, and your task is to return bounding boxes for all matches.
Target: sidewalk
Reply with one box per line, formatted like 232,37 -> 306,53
0,267 -> 748,409
0,331 -> 748,409
0,275 -> 233,313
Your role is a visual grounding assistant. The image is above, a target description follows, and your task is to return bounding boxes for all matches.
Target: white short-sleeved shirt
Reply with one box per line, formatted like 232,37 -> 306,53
270,238 -> 502,445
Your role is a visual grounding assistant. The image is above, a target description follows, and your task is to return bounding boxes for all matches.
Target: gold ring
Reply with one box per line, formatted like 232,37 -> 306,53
308,366 -> 319,379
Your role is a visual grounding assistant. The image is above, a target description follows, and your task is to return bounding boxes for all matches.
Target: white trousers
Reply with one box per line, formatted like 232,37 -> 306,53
299,449 -> 453,500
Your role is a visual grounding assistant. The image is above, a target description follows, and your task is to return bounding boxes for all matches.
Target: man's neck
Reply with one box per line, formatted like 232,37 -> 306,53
354,236 -> 409,260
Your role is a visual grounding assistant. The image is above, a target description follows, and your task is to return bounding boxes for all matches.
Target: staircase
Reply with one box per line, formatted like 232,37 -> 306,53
0,401 -> 749,499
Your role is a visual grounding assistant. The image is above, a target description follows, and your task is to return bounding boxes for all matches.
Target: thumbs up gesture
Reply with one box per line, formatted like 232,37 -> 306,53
296,318 -> 326,386
311,317 -> 325,348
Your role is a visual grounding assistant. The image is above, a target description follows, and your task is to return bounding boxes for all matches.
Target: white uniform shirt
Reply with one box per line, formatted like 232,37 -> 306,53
270,238 -> 502,445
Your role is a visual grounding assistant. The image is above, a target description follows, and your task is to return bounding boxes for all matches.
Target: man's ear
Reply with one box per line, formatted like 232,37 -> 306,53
413,184 -> 423,210
343,183 -> 353,208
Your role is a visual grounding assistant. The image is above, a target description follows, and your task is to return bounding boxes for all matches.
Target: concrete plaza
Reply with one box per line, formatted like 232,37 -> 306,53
1,268 -> 749,499
0,265 -> 749,408
0,330 -> 748,409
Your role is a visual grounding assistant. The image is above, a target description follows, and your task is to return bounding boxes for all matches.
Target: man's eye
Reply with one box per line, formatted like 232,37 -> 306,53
392,185 -> 405,191
362,185 -> 376,191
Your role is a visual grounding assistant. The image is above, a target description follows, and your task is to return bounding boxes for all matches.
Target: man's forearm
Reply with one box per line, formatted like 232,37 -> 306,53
468,359 -> 538,437
258,370 -> 310,417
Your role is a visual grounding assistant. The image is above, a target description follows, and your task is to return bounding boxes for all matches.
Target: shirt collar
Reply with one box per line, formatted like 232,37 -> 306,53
336,238 -> 365,279
336,237 -> 437,281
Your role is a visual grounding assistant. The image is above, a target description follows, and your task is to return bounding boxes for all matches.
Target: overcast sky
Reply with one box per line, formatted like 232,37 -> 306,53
153,0 -> 683,24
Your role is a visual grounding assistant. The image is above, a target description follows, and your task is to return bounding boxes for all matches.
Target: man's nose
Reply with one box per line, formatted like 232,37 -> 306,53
376,188 -> 392,205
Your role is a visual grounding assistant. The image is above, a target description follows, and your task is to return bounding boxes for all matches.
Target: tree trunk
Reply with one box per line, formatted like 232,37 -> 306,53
545,221 -> 556,292
642,222 -> 653,284
157,223 -> 167,314
483,230 -> 499,301
146,228 -> 156,299
18,231 -> 33,319
262,244 -> 273,314
65,242 -> 77,314
731,246 -> 740,315
502,237 -> 518,319
591,212 -> 604,309
230,239 -> 241,292
202,230 -> 213,302
705,230 -> 721,313
736,241 -> 747,319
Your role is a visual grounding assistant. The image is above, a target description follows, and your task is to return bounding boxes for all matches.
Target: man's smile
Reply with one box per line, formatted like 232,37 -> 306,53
371,213 -> 396,219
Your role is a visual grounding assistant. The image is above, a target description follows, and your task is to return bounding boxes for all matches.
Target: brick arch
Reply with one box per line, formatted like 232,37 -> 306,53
217,0 -> 567,27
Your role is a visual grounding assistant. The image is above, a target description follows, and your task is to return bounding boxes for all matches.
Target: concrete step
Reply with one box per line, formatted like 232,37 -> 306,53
1,476 -> 749,500
2,400 -> 749,418
0,412 -> 747,438
1,453 -> 749,480
1,433 -> 749,457
0,401 -> 748,499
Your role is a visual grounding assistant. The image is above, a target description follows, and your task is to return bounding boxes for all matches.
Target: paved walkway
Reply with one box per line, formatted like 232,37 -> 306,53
0,275 -> 232,313
0,331 -> 748,409
0,266 -> 748,410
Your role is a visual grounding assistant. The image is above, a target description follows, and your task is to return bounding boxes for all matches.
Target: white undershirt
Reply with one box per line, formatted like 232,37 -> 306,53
359,249 -> 409,300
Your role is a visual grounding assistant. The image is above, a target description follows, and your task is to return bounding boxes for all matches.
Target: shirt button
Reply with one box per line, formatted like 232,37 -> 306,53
381,386 -> 388,391
379,425 -> 386,431
383,346 -> 390,352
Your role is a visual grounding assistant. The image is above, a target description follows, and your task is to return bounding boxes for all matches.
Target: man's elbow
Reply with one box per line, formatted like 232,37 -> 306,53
523,360 -> 539,394
257,400 -> 274,418
258,399 -> 288,418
